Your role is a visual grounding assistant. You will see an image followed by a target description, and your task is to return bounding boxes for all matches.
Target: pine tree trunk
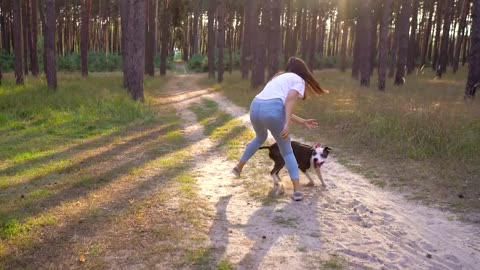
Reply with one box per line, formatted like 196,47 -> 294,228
227,10 -> 234,74
251,0 -> 267,88
359,0 -> 372,86
432,0 -> 444,70
421,0 -> 434,67
378,0 -> 393,90
292,5 -> 302,56
340,21 -> 349,72
462,26 -> 470,65
370,2 -> 380,73
284,0 -> 292,63
268,0 -> 281,79
126,0 -> 145,101
24,0 -> 30,75
44,0 -> 57,89
39,0 -> 47,73
453,0 -> 471,73
351,21 -> 361,78
300,0 -> 308,59
13,0 -> 24,85
465,0 -> 479,98
0,12 -> 7,53
436,0 -> 453,77
30,0 -> 39,75
160,0 -> 170,76
145,0 -> 155,76
120,0 -> 130,87
192,0 -> 200,56
81,0 -> 91,77
389,2 -> 401,77
241,0 -> 257,79
307,2 -> 318,70
207,0 -> 216,79
407,0 -> 419,74
394,0 -> 412,85
217,0 -> 225,82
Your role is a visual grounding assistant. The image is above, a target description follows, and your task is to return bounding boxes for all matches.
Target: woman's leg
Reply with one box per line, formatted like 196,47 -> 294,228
234,100 -> 268,174
265,110 -> 302,195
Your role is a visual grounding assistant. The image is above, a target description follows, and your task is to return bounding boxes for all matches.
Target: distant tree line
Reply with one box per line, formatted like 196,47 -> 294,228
0,0 -> 478,99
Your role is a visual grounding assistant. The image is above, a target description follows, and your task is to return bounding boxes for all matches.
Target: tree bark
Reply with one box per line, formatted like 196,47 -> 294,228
307,1 -> 318,70
389,2 -> 401,77
300,0 -> 308,59
44,0 -> 57,89
358,0 -> 372,86
465,0 -> 479,99
30,0 -> 39,75
145,0 -> 155,76
432,0 -> 444,70
13,0 -> 24,84
160,0 -> 170,76
39,0 -> 47,73
394,0 -> 412,85
340,21 -> 349,72
241,0 -> 257,79
120,0 -> 130,87
379,0 -> 393,90
453,0 -> 470,73
436,0 -> 453,77
217,0 -> 225,82
284,0 -> 292,63
207,0 -> 216,79
192,0 -> 201,56
407,0 -> 419,74
421,0 -> 435,67
351,21 -> 361,78
22,0 -> 30,75
251,0 -> 267,88
125,0 -> 145,101
81,0 -> 92,77
292,4 -> 302,56
268,0 -> 281,79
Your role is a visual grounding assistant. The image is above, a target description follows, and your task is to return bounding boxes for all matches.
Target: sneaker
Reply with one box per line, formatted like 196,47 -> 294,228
231,167 -> 241,178
291,191 -> 304,201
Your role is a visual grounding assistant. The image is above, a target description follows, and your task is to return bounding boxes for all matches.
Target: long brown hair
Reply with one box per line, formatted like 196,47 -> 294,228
284,57 -> 327,98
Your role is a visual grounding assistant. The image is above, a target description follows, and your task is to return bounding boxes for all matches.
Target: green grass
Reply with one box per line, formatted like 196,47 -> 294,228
0,73 -> 156,167
218,68 -> 480,213
0,72 -> 169,240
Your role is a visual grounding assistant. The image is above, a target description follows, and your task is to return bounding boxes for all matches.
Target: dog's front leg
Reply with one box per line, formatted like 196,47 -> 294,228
304,171 -> 316,187
270,174 -> 284,195
314,168 -> 327,187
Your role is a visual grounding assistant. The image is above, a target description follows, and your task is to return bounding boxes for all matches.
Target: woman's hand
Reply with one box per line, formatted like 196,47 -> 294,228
281,123 -> 290,139
303,119 -> 318,129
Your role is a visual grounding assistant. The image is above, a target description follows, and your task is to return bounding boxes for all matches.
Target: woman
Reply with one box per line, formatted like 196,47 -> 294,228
231,57 -> 327,201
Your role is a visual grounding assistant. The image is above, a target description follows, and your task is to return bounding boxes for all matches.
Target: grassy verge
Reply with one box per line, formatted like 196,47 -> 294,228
218,69 -> 480,215
0,73 -> 213,268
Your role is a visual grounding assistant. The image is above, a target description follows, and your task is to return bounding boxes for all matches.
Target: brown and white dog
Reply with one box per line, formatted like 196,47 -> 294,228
259,141 -> 331,188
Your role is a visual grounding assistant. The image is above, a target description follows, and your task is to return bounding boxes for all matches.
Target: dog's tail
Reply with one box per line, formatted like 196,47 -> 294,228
258,146 -> 269,150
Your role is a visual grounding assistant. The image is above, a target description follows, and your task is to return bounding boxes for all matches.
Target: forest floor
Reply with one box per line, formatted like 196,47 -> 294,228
153,73 -> 480,269
1,71 -> 479,269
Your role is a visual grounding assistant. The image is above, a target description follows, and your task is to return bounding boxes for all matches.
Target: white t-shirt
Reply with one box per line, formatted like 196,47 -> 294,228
255,72 -> 305,104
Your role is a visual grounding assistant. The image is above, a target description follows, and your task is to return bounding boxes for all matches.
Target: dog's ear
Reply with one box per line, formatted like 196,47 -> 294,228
324,147 -> 331,152
314,143 -> 321,148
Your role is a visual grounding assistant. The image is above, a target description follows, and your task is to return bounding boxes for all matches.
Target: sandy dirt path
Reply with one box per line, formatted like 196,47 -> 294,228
160,74 -> 480,270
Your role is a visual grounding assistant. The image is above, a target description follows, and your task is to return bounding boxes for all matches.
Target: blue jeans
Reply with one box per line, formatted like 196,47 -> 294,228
240,98 -> 299,180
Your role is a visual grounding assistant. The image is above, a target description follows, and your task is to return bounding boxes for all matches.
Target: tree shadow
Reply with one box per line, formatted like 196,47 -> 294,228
208,186 -> 324,270
0,158 -> 194,268
239,188 -> 323,269
0,122 -> 190,234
